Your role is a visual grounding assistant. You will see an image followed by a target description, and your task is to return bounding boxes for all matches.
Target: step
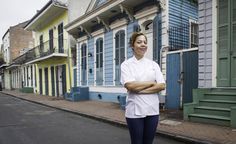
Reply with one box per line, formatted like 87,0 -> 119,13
210,88 -> 236,93
204,93 -> 236,101
189,113 -> 230,126
194,106 -> 230,117
199,99 -> 236,108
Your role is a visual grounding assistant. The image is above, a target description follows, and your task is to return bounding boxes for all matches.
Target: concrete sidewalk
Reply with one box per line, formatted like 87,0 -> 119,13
1,90 -> 235,144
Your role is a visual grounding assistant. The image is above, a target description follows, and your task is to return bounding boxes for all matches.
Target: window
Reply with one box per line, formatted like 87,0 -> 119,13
58,23 -> 64,53
115,30 -> 125,85
96,38 -> 103,85
81,43 -> 87,86
190,22 -> 198,48
49,29 -> 54,53
72,47 -> 77,66
39,35 -> 44,53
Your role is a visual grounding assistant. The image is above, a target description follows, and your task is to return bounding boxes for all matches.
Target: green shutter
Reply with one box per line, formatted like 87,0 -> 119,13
217,0 -> 231,86
231,0 -> 236,86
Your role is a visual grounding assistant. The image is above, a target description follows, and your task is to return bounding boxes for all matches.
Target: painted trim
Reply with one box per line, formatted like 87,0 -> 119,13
137,13 -> 157,32
76,42 -> 80,86
78,36 -> 87,42
167,47 -> 198,55
89,86 -> 127,93
189,19 -> 198,48
134,6 -> 158,20
91,29 -> 105,37
112,25 -> 127,86
79,40 -> 88,86
25,54 -> 68,65
110,18 -> 128,30
65,0 -> 125,31
212,0 -> 217,87
94,33 -> 105,86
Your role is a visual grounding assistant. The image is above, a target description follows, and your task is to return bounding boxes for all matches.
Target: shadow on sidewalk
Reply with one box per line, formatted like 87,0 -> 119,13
160,109 -> 183,120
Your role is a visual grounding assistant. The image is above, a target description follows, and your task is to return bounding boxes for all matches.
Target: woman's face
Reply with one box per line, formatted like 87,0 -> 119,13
132,35 -> 147,59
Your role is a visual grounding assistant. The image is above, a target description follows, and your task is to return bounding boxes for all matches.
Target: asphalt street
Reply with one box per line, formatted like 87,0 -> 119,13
0,93 -> 186,144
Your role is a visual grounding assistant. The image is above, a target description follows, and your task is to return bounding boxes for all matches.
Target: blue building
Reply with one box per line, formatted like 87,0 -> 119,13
65,0 -> 198,106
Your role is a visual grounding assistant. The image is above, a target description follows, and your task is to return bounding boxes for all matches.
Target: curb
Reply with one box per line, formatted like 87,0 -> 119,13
1,91 -> 214,144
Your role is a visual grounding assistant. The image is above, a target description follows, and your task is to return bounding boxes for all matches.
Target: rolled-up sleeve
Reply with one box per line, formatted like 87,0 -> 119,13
120,62 -> 135,86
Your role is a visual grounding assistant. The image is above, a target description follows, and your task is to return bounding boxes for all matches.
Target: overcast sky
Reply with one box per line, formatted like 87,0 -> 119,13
0,0 -> 49,45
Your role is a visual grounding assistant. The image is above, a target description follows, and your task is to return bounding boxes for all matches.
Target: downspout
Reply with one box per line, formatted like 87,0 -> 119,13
179,51 -> 183,109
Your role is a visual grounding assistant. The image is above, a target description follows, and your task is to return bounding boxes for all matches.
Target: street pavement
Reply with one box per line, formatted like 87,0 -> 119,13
1,90 -> 236,144
0,94 -> 185,144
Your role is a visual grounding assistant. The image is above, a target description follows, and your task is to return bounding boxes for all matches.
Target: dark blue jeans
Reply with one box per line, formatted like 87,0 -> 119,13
126,115 -> 159,144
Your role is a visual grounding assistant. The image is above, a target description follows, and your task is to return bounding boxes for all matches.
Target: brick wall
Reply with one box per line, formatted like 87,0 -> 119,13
9,21 -> 34,62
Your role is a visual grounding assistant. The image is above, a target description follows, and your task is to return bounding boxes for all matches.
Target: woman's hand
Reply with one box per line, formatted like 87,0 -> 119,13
124,81 -> 156,93
138,83 -> 165,94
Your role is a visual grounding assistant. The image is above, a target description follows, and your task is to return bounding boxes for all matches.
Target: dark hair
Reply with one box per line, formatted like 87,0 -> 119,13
129,32 -> 147,47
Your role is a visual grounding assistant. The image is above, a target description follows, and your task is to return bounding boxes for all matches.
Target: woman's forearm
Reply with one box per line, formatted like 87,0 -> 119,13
138,83 -> 165,94
125,81 -> 155,93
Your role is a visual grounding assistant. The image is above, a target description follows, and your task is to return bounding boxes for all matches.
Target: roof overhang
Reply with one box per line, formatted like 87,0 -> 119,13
25,1 -> 67,31
65,0 -> 160,38
25,53 -> 68,65
6,64 -> 21,70
0,64 -> 9,69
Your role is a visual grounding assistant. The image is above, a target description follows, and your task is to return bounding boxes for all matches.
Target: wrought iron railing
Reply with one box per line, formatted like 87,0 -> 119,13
168,24 -> 190,51
24,38 -> 68,63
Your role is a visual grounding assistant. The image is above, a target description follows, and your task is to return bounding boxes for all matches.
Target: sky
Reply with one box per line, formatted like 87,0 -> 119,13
0,0 -> 49,45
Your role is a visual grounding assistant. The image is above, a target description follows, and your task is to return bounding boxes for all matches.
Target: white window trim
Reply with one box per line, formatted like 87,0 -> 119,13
79,40 -> 88,86
189,19 -> 198,48
112,25 -> 127,86
76,42 -> 80,86
110,18 -> 128,30
94,34 -> 105,86
134,6 -> 158,20
91,29 -> 105,37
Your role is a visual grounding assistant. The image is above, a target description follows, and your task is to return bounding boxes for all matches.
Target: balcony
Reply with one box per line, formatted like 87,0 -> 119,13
25,38 -> 68,64
0,53 -> 5,65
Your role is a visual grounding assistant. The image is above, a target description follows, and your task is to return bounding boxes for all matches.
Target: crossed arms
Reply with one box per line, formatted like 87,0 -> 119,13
124,81 -> 165,94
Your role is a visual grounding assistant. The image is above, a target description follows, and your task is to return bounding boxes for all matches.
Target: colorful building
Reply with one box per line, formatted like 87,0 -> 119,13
23,0 -> 73,97
65,0 -> 198,104
184,0 -> 236,128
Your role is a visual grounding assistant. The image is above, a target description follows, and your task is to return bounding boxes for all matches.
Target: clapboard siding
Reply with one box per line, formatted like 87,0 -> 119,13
198,0 -> 212,88
104,31 -> 114,85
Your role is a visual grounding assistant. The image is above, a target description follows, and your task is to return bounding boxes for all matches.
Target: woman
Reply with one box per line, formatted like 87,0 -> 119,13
120,32 -> 165,144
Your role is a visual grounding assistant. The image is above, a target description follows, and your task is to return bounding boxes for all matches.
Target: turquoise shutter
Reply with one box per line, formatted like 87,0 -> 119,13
231,0 -> 236,86
217,0 -> 231,86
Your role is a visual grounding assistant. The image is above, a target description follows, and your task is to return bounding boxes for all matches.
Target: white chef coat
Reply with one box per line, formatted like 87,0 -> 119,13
120,56 -> 165,118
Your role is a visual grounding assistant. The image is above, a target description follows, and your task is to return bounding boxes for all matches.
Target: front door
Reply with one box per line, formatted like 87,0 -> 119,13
51,66 -> 55,96
96,38 -> 103,86
115,30 -> 125,85
39,69 -> 43,95
217,0 -> 236,87
44,68 -> 48,95
81,43 -> 87,86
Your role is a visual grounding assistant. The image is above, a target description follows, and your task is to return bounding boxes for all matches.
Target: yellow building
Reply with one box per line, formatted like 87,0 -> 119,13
24,1 -> 73,97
